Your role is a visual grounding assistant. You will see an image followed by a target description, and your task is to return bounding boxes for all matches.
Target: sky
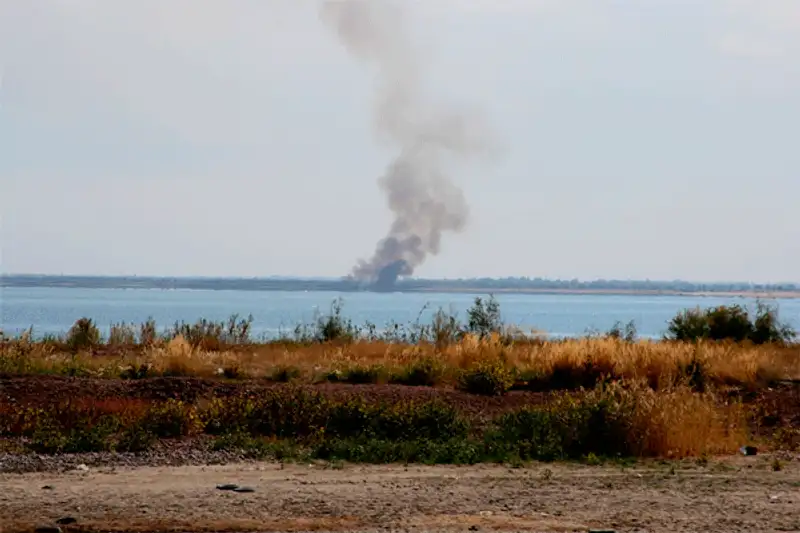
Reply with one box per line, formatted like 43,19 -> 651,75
1,0 -> 798,283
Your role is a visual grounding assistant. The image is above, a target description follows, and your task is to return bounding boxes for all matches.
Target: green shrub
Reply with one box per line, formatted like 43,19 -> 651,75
200,387 -> 467,443
201,387 -> 329,437
117,422 -> 158,452
326,365 -> 386,384
313,299 -> 358,343
466,295 -> 503,339
66,318 -> 101,351
485,389 -> 634,460
666,303 -> 795,344
323,398 -> 468,441
141,399 -> 201,438
30,418 -> 119,454
457,360 -> 515,396
390,356 -> 446,387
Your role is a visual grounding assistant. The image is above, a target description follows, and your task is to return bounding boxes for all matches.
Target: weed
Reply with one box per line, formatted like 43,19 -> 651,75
108,322 -> 137,346
268,366 -> 302,382
390,356 -> 446,387
66,318 -> 101,352
466,295 -> 503,339
458,360 -> 515,396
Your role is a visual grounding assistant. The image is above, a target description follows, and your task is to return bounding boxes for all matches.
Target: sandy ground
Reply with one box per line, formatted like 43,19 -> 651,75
1,456 -> 799,533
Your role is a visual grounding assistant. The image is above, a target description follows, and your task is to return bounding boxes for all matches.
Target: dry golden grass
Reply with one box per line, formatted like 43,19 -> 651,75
595,380 -> 747,457
2,334 -> 798,390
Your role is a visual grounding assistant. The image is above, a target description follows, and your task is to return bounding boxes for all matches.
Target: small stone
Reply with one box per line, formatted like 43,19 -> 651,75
468,526 -> 479,532
588,530 -> 617,533
740,445 -> 758,456
232,486 -> 255,493
41,485 -> 54,490
75,464 -> 89,472
55,517 -> 77,525
216,483 -> 239,491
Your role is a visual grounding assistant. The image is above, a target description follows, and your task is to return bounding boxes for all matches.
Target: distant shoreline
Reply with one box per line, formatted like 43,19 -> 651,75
411,287 -> 800,299
2,275 -> 799,299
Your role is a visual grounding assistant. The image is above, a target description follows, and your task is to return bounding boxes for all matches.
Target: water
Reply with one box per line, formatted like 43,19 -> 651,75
2,286 -> 799,340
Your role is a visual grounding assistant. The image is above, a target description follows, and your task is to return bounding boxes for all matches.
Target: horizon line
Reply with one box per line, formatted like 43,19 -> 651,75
2,272 -> 798,286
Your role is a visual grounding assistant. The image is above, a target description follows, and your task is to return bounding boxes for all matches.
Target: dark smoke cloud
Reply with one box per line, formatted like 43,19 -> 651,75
320,0 -> 494,289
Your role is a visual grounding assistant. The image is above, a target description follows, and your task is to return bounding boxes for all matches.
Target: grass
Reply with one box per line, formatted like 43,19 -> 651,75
1,300 -> 797,462
0,381 -> 748,461
3,298 -> 796,392
3,330 -> 798,392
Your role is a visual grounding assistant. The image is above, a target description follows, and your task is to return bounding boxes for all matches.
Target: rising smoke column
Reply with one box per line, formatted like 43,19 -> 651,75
320,0 -> 493,290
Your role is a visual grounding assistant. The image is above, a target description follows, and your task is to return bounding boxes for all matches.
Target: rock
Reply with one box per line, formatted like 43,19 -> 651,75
75,464 -> 89,472
55,517 -> 77,525
588,530 -> 617,533
34,527 -> 62,533
740,445 -> 758,456
468,526 -> 479,532
216,483 -> 239,491
41,485 -> 54,490
232,486 -> 255,493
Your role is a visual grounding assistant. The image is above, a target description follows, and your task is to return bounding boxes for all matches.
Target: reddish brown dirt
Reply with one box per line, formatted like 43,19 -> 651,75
2,375 -> 799,430
0,376 -> 552,420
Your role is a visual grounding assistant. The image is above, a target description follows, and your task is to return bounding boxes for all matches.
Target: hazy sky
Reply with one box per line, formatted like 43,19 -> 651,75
1,0 -> 798,282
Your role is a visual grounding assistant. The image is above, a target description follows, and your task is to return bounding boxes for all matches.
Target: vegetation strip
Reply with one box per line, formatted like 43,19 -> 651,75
1,298 -> 797,463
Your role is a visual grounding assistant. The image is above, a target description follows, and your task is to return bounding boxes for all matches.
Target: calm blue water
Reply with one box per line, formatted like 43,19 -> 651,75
1,287 -> 799,340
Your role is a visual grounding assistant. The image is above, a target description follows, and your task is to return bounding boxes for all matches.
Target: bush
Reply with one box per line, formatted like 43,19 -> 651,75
666,303 -> 795,344
390,356 -> 446,387
313,299 -> 358,343
8,398 -> 198,454
268,366 -> 301,382
200,387 -> 467,442
66,318 -> 101,351
486,392 -> 633,461
167,314 -> 253,349
457,360 -> 515,396
466,296 -> 503,339
139,318 -> 158,346
607,320 -> 637,342
323,398 -> 468,441
326,365 -> 386,385
140,399 -> 201,438
201,387 -> 330,437
108,322 -> 137,346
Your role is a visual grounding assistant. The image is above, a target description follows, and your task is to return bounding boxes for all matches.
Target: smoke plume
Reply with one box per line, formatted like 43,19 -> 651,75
320,0 -> 493,291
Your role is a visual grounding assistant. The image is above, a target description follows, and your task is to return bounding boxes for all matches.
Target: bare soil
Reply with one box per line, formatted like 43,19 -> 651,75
1,457 -> 799,533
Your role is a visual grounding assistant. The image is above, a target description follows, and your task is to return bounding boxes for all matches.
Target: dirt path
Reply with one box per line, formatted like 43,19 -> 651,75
1,456 -> 799,533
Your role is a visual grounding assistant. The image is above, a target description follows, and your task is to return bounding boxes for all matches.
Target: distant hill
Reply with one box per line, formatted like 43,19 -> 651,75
1,274 -> 798,297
